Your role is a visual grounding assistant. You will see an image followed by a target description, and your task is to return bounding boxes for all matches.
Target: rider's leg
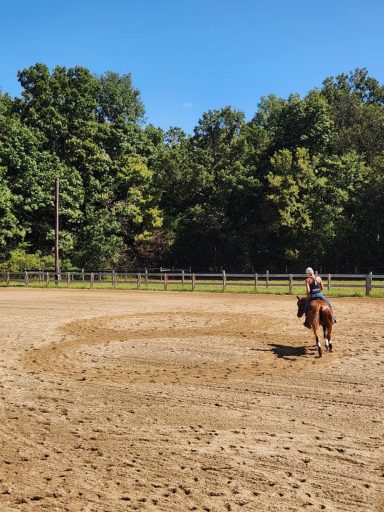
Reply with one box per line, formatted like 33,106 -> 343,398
303,296 -> 312,328
323,297 -> 337,323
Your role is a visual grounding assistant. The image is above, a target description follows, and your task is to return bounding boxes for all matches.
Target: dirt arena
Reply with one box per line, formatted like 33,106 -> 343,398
0,289 -> 383,512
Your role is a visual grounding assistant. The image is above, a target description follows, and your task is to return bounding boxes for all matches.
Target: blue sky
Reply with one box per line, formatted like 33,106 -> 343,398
1,0 -> 384,134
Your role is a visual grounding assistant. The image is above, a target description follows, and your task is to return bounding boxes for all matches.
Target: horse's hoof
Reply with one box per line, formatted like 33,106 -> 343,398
318,347 -> 322,357
329,343 -> 333,352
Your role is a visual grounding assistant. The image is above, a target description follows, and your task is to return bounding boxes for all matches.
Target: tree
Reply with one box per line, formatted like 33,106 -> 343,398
1,63 -> 383,272
98,71 -> 145,124
163,107 -> 260,269
0,112 -> 84,261
17,63 -> 100,156
263,147 -> 373,269
321,68 -> 384,161
0,167 -> 24,252
252,91 -> 333,156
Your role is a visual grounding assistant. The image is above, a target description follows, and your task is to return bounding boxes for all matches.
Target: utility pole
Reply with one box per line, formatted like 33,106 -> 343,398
55,177 -> 60,284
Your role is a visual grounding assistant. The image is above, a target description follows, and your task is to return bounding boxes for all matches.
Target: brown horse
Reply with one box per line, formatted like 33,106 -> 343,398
296,296 -> 333,357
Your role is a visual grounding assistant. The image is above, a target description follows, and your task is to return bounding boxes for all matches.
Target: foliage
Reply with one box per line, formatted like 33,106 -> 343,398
0,66 -> 383,271
0,249 -> 55,271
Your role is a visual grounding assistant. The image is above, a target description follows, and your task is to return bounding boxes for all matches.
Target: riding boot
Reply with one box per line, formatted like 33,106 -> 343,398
303,315 -> 311,329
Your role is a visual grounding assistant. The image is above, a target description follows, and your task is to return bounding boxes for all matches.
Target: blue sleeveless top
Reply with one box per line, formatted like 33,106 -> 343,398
309,277 -> 322,297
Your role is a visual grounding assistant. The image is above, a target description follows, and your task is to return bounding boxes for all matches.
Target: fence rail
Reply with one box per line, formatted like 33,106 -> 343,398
1,270 -> 384,296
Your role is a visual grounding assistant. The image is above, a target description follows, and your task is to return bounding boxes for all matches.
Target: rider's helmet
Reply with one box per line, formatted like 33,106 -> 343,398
305,267 -> 314,276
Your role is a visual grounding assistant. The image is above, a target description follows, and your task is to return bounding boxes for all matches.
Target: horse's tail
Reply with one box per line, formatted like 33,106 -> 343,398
319,305 -> 333,339
319,305 -> 324,332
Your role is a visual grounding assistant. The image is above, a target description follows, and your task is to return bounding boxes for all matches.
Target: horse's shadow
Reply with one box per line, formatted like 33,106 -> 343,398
268,344 -> 308,358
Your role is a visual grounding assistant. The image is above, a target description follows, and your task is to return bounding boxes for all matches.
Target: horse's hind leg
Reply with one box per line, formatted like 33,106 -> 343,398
323,326 -> 329,351
315,332 -> 322,357
327,323 -> 333,352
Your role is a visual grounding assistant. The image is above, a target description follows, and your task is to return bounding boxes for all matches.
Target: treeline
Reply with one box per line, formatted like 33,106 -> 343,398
0,64 -> 383,271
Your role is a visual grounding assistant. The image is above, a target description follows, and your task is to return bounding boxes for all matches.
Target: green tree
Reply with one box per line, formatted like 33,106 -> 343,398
321,68 -> 384,161
98,71 -> 145,123
252,91 -> 333,156
0,167 -> 24,252
264,148 -> 372,269
17,63 -> 100,156
0,113 -> 84,261
165,107 -> 260,269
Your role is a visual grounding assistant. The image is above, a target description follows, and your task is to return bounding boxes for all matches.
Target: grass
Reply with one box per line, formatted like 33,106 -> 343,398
1,277 -> 383,297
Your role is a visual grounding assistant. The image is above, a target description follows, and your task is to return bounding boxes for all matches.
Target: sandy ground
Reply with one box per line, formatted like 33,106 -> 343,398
0,289 -> 383,512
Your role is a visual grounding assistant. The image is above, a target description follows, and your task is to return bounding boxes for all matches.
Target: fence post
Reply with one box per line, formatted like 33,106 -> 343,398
112,270 -> 116,288
266,270 -> 269,291
366,271 -> 372,296
328,273 -> 331,293
82,268 -> 85,286
137,273 -> 141,290
288,274 -> 293,294
222,270 -> 226,292
90,272 -> 94,288
254,273 -> 258,293
67,272 -> 70,288
182,270 -> 185,288
192,273 -> 196,291
164,272 -> 168,290
6,272 -> 10,286
24,271 -> 29,287
365,274 -> 371,295
46,272 -> 50,287
145,268 -> 148,286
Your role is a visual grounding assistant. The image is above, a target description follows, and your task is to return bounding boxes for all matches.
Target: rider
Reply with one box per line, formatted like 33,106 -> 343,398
304,267 -> 336,328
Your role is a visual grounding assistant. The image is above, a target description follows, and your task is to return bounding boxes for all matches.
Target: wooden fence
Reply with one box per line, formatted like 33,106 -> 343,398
1,270 -> 384,296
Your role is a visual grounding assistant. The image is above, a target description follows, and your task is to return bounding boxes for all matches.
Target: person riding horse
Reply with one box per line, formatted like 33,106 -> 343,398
303,267 -> 336,328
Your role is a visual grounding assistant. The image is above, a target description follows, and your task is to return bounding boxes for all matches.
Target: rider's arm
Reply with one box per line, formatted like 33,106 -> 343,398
305,278 -> 311,295
318,276 -> 324,290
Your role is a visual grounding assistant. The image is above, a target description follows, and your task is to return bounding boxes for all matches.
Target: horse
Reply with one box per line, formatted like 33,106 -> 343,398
296,296 -> 333,357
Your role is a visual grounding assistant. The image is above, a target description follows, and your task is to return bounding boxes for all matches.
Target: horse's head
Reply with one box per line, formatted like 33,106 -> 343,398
296,296 -> 306,318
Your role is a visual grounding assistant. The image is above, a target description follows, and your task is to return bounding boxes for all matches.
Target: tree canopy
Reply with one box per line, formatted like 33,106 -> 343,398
0,65 -> 383,272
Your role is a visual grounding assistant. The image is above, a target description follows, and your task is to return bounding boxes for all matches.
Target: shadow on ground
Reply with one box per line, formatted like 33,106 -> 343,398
268,344 -> 308,358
